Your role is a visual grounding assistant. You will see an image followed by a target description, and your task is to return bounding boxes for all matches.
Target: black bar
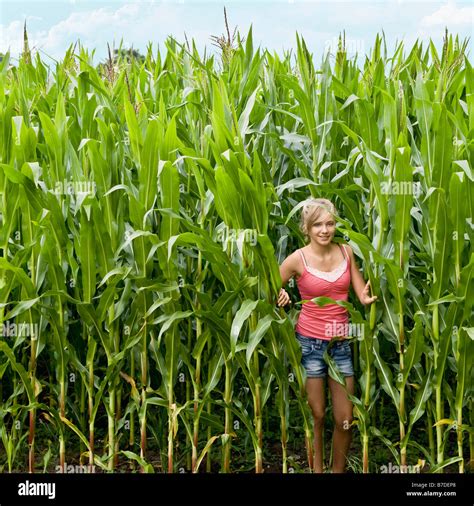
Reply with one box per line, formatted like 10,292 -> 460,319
0,472 -> 471,506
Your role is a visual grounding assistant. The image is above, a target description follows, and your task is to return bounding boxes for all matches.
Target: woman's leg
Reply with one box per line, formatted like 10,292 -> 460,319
328,375 -> 354,473
305,377 -> 326,473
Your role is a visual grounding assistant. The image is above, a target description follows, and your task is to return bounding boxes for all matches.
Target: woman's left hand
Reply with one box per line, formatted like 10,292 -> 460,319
277,288 -> 291,307
360,281 -> 378,305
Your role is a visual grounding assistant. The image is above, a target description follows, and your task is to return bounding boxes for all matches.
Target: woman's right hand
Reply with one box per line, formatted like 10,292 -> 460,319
277,288 -> 291,307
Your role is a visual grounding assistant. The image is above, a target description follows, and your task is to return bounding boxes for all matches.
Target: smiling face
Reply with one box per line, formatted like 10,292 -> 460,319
308,210 -> 336,247
300,198 -> 338,246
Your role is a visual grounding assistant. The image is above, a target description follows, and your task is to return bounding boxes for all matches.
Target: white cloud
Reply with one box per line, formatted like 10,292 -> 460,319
0,20 -> 26,55
421,1 -> 474,27
0,2 -> 185,60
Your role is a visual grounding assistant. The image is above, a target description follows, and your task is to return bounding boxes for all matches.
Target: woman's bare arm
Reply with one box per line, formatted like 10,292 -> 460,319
277,252 -> 299,306
279,252 -> 299,286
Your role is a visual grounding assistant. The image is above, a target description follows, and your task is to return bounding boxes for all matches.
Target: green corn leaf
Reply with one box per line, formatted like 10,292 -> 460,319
373,336 -> 400,411
246,315 -> 273,364
230,300 -> 259,357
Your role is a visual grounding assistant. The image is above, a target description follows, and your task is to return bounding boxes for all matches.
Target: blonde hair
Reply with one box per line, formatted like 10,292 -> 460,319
300,198 -> 338,241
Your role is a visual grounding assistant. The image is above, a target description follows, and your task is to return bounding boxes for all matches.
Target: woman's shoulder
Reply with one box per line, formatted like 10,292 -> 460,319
286,249 -> 305,277
280,249 -> 303,267
290,246 -> 306,255
340,243 -> 353,254
339,243 -> 354,264
288,248 -> 304,263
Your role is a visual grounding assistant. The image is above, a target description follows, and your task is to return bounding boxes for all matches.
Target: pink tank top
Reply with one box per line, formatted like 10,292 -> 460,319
295,244 -> 351,340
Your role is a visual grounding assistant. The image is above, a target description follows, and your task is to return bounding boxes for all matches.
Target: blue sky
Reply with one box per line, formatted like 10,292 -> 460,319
0,0 -> 472,64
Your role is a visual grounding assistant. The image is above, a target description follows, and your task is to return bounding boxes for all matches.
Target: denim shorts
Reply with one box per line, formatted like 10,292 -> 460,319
295,332 -> 354,378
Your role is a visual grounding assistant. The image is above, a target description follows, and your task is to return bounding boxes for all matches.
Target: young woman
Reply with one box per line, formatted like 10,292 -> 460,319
277,198 -> 377,473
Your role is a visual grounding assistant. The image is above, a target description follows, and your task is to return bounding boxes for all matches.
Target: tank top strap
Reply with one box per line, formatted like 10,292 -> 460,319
340,244 -> 350,264
298,249 -> 308,269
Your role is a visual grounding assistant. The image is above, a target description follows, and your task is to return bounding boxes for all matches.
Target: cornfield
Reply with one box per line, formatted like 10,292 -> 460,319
0,28 -> 472,475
